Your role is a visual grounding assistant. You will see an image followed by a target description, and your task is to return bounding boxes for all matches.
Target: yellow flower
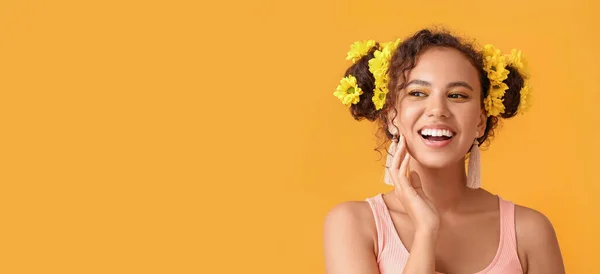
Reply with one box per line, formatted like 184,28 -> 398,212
381,38 -> 402,52
368,39 -> 400,90
333,75 -> 363,106
484,83 -> 508,117
378,40 -> 398,62
489,82 -> 508,97
483,44 -> 501,58
362,38 -> 402,110
505,49 -> 529,77
482,44 -> 512,117
372,88 -> 387,110
483,45 -> 509,84
346,40 -> 377,63
517,83 -> 532,114
374,74 -> 389,90
484,96 -> 504,117
488,60 -> 509,83
368,52 -> 388,83
481,45 -> 534,117
503,48 -> 532,115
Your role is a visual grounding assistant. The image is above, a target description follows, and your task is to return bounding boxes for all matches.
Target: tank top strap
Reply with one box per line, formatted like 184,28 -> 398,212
488,195 -> 524,273
498,196 -> 518,253
365,193 -> 394,261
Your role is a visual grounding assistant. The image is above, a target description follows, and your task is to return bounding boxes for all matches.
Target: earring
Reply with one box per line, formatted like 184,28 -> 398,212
388,127 -> 398,138
467,132 -> 481,189
383,135 -> 398,186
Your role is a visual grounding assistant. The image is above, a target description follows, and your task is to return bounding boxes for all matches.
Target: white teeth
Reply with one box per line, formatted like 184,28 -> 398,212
420,128 -> 454,137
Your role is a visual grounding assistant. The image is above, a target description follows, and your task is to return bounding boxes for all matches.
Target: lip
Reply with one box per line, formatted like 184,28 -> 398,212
417,124 -> 456,149
420,135 -> 453,148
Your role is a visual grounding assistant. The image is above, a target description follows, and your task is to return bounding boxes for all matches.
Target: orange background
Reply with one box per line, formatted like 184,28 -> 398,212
1,0 -> 598,273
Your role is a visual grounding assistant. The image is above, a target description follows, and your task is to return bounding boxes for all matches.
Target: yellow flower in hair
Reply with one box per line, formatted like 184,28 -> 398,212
368,52 -> 391,110
333,75 -> 363,106
488,61 -> 509,83
375,74 -> 389,91
369,50 -> 390,92
381,38 -> 402,52
489,82 -> 508,98
368,52 -> 388,82
483,44 -> 500,57
484,82 -> 508,117
506,49 -> 529,77
504,49 -> 532,115
370,38 -> 400,76
517,83 -> 532,114
483,45 -> 509,84
367,38 -> 402,110
484,96 -> 504,117
346,40 -> 377,63
482,44 -> 512,116
372,88 -> 387,110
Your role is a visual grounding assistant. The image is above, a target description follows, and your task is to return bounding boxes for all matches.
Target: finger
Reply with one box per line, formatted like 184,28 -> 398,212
390,134 -> 407,171
398,135 -> 411,179
409,170 -> 432,202
408,170 -> 421,188
397,152 -> 414,194
389,135 -> 407,192
408,170 -> 423,192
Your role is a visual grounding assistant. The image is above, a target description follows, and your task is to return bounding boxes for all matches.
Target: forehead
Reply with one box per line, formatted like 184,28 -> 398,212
407,47 -> 480,87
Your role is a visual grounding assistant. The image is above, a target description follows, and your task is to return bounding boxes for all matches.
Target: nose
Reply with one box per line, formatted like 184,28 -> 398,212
426,93 -> 450,118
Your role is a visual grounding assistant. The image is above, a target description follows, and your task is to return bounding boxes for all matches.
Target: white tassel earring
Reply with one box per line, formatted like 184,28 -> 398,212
383,135 -> 398,186
467,132 -> 481,189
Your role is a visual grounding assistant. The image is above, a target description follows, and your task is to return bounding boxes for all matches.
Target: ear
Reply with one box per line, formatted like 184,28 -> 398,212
387,120 -> 398,136
386,110 -> 400,136
476,109 -> 487,138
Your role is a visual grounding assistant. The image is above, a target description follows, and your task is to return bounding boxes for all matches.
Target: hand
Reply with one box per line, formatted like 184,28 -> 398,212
389,134 -> 440,235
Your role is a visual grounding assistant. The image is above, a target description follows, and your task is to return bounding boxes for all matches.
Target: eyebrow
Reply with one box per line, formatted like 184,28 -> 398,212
405,79 -> 474,91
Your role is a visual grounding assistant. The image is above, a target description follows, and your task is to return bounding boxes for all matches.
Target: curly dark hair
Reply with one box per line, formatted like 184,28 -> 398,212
340,28 -> 525,156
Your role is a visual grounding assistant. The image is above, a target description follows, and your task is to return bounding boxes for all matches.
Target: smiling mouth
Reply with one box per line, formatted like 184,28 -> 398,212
418,128 -> 455,142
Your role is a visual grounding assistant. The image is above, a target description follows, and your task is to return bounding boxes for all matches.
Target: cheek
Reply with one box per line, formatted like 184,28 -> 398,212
453,103 -> 482,132
395,103 -> 422,134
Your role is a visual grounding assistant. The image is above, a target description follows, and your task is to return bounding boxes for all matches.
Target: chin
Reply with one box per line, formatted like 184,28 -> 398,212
406,136 -> 469,169
410,152 -> 461,169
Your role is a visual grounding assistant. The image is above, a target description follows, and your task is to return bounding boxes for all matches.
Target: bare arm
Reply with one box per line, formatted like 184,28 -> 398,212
516,206 -> 565,274
323,202 -> 380,274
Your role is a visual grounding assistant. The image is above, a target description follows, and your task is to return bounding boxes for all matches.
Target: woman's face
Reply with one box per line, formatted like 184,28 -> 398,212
391,47 -> 487,168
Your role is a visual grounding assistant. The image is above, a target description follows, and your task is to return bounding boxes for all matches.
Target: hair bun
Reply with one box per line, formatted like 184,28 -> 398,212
499,65 -> 525,118
344,46 -> 380,121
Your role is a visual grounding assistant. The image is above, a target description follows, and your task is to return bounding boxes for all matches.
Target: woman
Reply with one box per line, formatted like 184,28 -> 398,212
324,29 -> 565,274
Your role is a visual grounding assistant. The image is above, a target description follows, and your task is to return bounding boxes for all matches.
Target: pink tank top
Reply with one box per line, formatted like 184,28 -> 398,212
365,193 -> 523,274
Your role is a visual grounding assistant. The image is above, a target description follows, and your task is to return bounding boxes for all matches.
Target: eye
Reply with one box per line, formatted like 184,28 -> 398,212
408,90 -> 427,97
448,93 -> 468,99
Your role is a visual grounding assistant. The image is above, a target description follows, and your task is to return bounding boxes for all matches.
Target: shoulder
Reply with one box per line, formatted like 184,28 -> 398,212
323,200 -> 377,249
514,204 -> 565,273
323,200 -> 380,273
324,200 -> 376,237
323,200 -> 381,273
514,204 -> 558,246
515,204 -> 555,231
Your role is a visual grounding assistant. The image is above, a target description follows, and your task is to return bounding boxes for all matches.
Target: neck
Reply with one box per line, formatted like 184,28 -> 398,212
408,157 -> 471,214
